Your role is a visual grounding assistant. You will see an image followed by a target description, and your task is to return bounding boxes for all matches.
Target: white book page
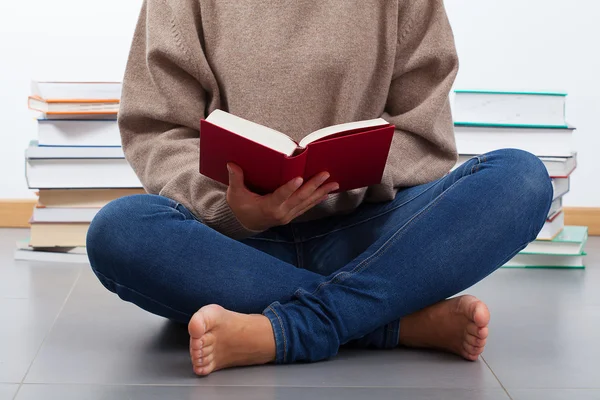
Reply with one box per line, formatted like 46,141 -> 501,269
206,110 -> 298,156
298,118 -> 390,148
32,81 -> 122,100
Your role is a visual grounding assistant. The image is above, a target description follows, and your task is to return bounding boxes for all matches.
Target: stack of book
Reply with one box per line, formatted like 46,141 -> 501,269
15,81 -> 144,263
452,90 -> 587,268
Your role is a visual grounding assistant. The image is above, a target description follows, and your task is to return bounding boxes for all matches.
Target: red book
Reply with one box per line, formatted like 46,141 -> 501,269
199,110 -> 395,194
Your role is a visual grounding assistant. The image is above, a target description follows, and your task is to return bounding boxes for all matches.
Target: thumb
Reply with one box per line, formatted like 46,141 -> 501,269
227,163 -> 246,193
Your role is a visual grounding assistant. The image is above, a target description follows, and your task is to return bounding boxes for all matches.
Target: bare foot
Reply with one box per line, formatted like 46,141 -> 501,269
188,304 -> 276,376
398,295 -> 490,361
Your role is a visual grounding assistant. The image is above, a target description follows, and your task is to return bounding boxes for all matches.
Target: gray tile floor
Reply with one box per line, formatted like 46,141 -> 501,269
1,228 -> 599,400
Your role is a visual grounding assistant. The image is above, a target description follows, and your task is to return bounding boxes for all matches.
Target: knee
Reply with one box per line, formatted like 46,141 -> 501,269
86,195 -> 158,284
488,148 -> 553,221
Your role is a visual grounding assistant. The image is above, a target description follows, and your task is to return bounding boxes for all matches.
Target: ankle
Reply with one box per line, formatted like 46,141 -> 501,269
398,312 -> 427,347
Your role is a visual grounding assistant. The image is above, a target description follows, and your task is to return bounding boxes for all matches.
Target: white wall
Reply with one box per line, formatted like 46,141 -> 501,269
0,0 -> 143,199
445,0 -> 600,207
1,0 -> 598,205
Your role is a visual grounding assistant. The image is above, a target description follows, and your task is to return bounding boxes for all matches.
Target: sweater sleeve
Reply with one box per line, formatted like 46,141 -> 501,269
118,0 -> 260,240
378,0 -> 459,190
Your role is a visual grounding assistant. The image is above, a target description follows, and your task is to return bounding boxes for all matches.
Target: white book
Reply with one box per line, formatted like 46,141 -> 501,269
503,254 -> 585,268
26,142 -> 124,159
31,81 -> 122,101
14,239 -> 88,265
14,248 -> 89,264
454,124 -> 575,157
205,109 -> 389,156
538,155 -> 577,178
36,113 -> 118,121
537,211 -> 564,241
37,119 -> 121,147
520,226 -> 587,256
32,207 -> 100,223
26,158 -> 142,189
454,153 -> 576,178
453,90 -> 567,127
552,177 -> 569,201
547,197 -> 562,220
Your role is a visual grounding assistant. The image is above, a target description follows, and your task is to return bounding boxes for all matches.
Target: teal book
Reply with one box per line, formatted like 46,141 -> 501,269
503,252 -> 586,269
453,90 -> 568,128
519,226 -> 588,256
454,124 -> 575,158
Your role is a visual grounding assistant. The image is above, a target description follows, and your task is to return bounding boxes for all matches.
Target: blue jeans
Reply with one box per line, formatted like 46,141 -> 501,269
87,149 -> 552,364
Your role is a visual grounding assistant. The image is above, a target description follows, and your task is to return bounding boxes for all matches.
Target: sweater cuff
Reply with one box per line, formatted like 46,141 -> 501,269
203,196 -> 264,240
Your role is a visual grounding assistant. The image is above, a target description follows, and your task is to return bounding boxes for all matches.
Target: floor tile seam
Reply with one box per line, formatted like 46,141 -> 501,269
11,383 -> 21,400
481,355 -> 514,400
13,383 -> 510,389
18,268 -> 83,385
504,386 -> 600,390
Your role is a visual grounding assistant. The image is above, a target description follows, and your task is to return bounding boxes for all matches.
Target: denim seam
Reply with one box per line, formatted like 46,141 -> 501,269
267,305 -> 288,363
296,242 -> 304,269
309,175 -> 469,297
92,268 -> 191,321
299,180 -> 445,243
470,156 -> 483,175
291,225 -> 303,268
173,203 -> 188,220
386,322 -> 400,348
245,237 -> 296,244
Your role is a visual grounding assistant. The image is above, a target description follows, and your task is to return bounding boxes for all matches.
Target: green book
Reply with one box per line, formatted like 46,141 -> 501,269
519,226 -> 588,256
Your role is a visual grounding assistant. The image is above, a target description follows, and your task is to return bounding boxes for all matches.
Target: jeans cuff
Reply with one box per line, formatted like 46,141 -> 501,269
385,319 -> 401,349
263,302 -> 287,364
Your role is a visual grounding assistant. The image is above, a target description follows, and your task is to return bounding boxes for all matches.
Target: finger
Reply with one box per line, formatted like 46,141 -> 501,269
270,176 -> 304,205
291,194 -> 329,220
227,163 -> 247,194
288,182 -> 339,219
282,172 -> 331,211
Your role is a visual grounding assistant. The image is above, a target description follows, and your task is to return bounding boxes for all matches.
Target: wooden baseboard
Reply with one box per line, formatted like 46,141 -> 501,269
564,207 -> 600,236
0,200 -> 36,228
1,200 -> 599,235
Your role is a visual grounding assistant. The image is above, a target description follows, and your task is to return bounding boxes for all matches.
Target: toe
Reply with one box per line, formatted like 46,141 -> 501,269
466,333 -> 486,347
201,332 -> 216,348
461,350 -> 480,361
195,360 -> 216,376
460,296 -> 490,329
478,326 -> 489,340
466,323 -> 489,339
192,355 -> 204,367
201,344 -> 214,356
193,365 -> 207,376
190,336 -> 204,351
189,304 -> 225,339
472,302 -> 490,328
200,353 -> 214,367
189,311 -> 208,339
463,342 -> 484,356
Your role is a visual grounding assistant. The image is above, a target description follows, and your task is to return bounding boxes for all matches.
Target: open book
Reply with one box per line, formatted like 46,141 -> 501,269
200,110 -> 395,194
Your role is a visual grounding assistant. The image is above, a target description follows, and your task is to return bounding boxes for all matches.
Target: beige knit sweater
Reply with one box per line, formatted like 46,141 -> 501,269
118,0 -> 459,240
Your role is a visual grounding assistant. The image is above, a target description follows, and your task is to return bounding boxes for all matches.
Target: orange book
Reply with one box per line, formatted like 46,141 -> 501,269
28,81 -> 121,118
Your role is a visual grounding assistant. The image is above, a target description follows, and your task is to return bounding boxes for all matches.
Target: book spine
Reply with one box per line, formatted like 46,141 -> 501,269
281,150 -> 308,187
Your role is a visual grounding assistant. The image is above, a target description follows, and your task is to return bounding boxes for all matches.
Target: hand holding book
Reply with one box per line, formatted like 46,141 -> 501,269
226,163 -> 339,232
